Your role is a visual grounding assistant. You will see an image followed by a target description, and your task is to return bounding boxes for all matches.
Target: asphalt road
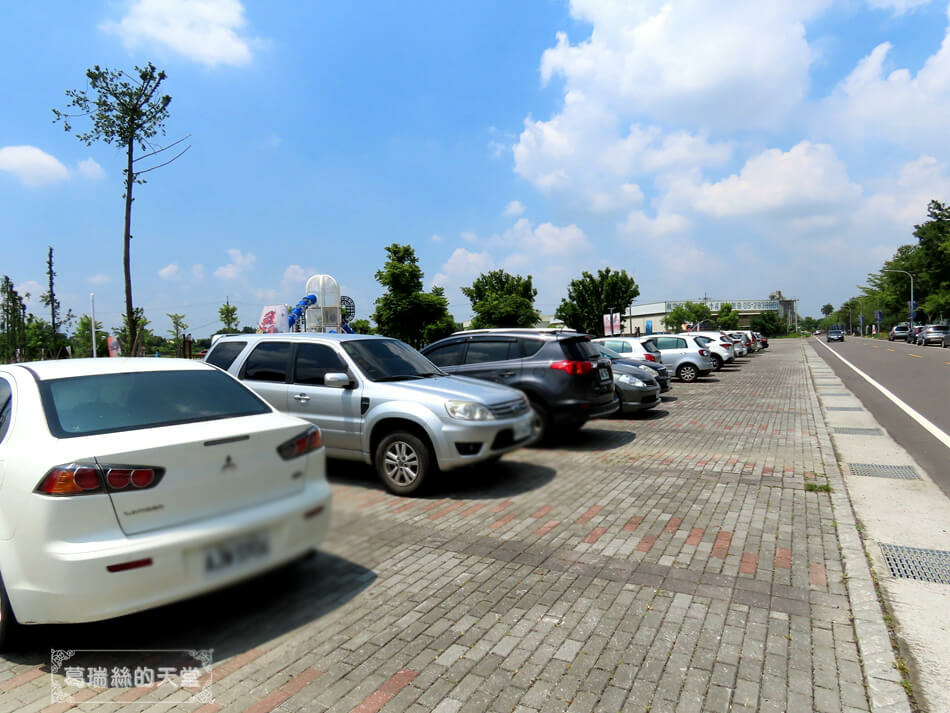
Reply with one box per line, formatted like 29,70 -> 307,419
811,335 -> 950,497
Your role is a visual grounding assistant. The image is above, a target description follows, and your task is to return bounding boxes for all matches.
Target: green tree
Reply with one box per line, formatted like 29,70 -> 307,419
716,303 -> 740,330
166,313 -> 188,357
821,304 -> 834,317
371,244 -> 457,347
750,311 -> 786,337
114,308 -> 151,356
461,270 -> 540,328
54,63 -> 187,355
349,319 -> 374,334
38,247 -> 74,359
70,314 -> 108,358
0,277 -> 28,363
219,300 -> 239,332
554,267 -> 639,336
663,301 -> 714,331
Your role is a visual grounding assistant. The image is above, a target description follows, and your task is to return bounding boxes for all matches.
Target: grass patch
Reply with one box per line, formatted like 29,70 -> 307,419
804,482 -> 832,493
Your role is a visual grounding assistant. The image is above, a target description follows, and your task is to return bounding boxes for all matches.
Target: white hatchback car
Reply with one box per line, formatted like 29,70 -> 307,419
0,358 -> 332,647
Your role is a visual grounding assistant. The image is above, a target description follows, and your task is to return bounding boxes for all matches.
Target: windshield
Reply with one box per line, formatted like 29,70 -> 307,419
342,339 -> 444,381
599,346 -> 624,359
40,369 -> 270,438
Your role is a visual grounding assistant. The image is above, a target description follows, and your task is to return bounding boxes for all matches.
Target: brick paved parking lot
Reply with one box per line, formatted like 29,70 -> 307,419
0,341 -> 909,713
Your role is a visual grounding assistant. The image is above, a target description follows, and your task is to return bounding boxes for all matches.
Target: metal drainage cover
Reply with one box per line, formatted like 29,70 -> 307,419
834,427 -> 883,435
827,406 -> 863,411
879,544 -> 950,585
848,463 -> 919,480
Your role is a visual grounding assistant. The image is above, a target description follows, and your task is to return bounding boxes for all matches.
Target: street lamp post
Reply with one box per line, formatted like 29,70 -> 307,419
883,269 -> 915,328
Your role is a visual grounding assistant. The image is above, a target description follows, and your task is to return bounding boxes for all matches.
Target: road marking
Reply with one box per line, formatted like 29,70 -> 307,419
814,339 -> 950,452
909,354 -> 922,359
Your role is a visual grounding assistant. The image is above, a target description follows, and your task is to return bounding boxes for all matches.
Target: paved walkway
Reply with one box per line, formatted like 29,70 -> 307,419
0,340 -> 913,712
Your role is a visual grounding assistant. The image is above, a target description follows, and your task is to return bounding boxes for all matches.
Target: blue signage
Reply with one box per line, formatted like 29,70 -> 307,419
645,320 -> 653,335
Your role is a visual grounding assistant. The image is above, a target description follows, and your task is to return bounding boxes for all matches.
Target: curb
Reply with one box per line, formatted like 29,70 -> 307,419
800,340 -> 914,713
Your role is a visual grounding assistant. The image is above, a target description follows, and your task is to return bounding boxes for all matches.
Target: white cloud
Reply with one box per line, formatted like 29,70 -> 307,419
101,0 -> 258,67
860,155 -> 950,232
158,263 -> 180,279
77,157 -> 105,180
192,264 -> 205,280
690,142 -> 862,219
819,11 -> 950,152
89,273 -> 110,285
214,248 -> 256,279
15,280 -> 43,305
503,200 -> 526,217
432,247 -> 495,288
430,234 -> 443,242
0,146 -> 68,187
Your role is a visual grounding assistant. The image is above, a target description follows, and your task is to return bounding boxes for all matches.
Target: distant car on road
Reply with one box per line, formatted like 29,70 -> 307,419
918,324 -> 948,346
827,329 -> 845,342
889,325 -> 909,341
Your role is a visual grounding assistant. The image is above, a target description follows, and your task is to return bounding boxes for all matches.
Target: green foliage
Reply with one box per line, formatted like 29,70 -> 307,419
166,313 -> 188,357
114,308 -> 151,356
371,244 -> 458,347
219,302 -> 239,332
821,304 -> 834,317
39,247 -> 73,358
70,314 -> 108,358
349,319 -> 374,334
54,63 -> 180,355
461,270 -> 540,329
715,303 -> 740,330
0,276 -> 28,363
554,267 -> 639,336
664,301 -> 714,331
750,311 -> 786,337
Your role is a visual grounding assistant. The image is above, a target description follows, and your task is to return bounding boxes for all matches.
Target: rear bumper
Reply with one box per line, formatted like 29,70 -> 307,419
3,480 -> 332,625
550,395 -> 620,426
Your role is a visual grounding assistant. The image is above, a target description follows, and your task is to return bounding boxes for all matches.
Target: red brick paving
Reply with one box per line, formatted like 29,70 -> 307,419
711,531 -> 733,558
584,527 -> 607,544
636,534 -> 657,552
576,505 -> 603,524
739,552 -> 758,575
350,669 -> 418,713
775,548 -> 792,569
535,520 -> 559,536
622,516 -> 643,533
685,527 -> 705,546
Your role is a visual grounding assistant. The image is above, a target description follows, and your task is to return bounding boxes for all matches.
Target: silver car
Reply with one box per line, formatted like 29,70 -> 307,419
640,335 -> 716,382
207,333 -> 536,495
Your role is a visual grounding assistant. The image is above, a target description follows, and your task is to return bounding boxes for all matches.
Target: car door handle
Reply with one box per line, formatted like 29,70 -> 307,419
499,370 -> 516,377
293,393 -> 311,403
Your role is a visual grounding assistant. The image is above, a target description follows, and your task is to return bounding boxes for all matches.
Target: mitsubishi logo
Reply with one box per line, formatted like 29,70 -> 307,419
222,455 -> 236,471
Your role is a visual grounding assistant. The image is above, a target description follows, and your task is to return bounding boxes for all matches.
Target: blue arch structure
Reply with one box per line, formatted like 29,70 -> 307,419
287,294 -> 354,333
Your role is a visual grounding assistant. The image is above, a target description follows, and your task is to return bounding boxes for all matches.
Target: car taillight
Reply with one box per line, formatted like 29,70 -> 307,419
720,343 -> 731,349
699,349 -> 709,357
278,426 -> 322,460
643,353 -> 656,362
36,463 -> 165,496
550,360 -> 595,376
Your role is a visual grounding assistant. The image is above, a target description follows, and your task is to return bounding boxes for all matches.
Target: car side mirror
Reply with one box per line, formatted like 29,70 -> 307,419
325,372 -> 353,388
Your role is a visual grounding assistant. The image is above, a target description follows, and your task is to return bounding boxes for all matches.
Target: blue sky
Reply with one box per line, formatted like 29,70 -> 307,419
3,0 -> 950,338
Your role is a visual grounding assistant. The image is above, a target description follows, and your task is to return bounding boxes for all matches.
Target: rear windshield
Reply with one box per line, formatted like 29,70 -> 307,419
40,369 -> 270,438
640,340 -> 660,354
206,340 -> 246,370
930,325 -> 948,332
560,337 -> 600,360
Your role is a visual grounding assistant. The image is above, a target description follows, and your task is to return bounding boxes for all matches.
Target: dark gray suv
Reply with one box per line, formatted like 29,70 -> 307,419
422,329 -> 619,440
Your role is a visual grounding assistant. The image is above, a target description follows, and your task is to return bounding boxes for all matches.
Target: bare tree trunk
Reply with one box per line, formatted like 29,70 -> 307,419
124,136 -> 136,354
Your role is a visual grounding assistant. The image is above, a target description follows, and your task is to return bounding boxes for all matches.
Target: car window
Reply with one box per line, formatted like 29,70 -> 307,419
639,340 -> 659,354
516,337 -> 544,357
694,336 -> 711,346
242,342 -> 292,382
465,340 -> 513,364
604,340 -> 630,353
293,343 -> 349,385
341,339 -> 441,381
39,370 -> 270,438
424,341 -> 466,367
561,338 -> 599,360
0,377 -> 11,443
206,340 -> 246,370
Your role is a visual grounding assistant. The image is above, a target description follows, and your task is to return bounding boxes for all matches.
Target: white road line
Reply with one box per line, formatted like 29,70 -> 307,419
814,339 -> 950,452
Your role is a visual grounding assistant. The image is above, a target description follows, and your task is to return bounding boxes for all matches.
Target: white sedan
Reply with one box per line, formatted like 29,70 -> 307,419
0,358 -> 331,647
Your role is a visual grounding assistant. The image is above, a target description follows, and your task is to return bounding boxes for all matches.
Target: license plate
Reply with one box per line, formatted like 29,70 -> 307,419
514,419 -> 531,440
204,532 -> 270,573
598,367 -> 610,381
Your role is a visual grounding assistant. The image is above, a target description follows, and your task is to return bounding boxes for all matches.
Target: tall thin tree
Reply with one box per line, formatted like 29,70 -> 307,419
54,63 -> 189,354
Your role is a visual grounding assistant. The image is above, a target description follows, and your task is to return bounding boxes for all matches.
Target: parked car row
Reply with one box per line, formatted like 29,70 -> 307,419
887,323 -> 949,345
0,325 -> 769,647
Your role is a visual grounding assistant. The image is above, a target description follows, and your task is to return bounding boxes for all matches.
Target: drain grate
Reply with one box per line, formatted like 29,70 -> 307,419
834,427 -> 882,435
848,463 -> 920,480
879,543 -> 950,585
827,406 -> 863,411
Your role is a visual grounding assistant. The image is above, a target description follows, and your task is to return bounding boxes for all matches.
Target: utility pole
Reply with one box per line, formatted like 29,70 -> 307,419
90,293 -> 97,358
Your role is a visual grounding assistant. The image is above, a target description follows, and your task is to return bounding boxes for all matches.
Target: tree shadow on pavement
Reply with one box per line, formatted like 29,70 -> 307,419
11,551 -> 375,668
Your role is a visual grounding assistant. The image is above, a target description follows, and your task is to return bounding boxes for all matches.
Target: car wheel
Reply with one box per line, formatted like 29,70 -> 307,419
375,431 -> 432,495
530,401 -> 552,443
711,354 -> 723,370
0,572 -> 18,651
677,363 -> 698,383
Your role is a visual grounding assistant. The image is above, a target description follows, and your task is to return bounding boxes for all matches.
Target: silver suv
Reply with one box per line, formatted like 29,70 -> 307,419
640,334 -> 716,382
206,333 -> 536,495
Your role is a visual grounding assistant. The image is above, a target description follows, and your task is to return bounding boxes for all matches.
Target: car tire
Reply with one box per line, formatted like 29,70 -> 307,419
530,401 -> 552,443
711,354 -> 723,370
0,572 -> 18,651
676,363 -> 698,383
375,431 -> 432,496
